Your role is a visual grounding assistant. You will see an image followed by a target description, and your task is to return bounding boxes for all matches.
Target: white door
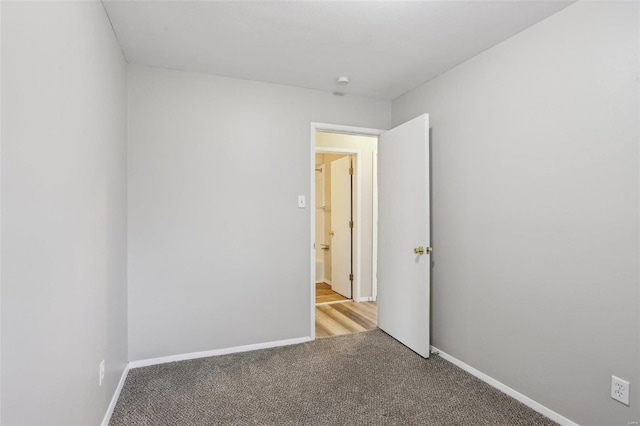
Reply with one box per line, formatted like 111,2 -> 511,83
377,114 -> 430,358
330,156 -> 352,298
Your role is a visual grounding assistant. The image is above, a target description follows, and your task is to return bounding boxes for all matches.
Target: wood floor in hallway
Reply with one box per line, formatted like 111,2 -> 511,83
315,282 -> 348,304
315,301 -> 377,338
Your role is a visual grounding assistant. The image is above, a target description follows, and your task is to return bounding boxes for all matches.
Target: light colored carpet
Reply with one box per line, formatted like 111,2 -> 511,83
111,330 -> 556,425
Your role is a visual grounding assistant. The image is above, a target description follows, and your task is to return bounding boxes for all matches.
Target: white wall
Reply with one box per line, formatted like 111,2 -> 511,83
127,64 -> 390,361
316,133 -> 378,299
393,2 -> 639,425
1,1 -> 128,425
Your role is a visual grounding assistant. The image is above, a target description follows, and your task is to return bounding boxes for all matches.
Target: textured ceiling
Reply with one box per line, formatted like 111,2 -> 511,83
103,1 -> 573,100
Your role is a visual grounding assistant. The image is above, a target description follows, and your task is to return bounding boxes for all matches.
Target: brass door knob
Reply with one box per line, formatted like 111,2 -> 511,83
413,246 -> 433,255
330,231 -> 335,237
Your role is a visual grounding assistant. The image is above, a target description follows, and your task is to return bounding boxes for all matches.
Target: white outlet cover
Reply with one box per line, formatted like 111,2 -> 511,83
611,375 -> 630,406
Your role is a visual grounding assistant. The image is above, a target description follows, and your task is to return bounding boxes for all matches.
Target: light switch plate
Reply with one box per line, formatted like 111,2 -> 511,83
298,195 -> 306,208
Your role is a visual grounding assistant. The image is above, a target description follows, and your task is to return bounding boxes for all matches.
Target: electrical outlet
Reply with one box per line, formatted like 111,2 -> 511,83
611,375 -> 630,406
99,360 -> 105,387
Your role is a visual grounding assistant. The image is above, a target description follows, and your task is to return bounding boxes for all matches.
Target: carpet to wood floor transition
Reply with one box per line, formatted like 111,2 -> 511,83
111,330 -> 556,425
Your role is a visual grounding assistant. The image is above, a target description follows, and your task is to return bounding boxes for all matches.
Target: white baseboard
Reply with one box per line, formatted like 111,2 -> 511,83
357,296 -> 374,302
129,336 -> 312,369
323,280 -> 332,285
100,364 -> 130,426
430,346 -> 578,426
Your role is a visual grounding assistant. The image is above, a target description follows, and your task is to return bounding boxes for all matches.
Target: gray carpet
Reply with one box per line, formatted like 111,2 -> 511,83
111,330 -> 556,425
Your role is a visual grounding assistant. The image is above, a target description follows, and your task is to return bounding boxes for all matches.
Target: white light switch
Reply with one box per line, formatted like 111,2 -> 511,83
298,195 -> 306,208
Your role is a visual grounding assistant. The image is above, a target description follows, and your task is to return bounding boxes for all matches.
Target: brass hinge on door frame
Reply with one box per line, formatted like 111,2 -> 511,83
349,167 -> 353,175
349,220 -> 353,228
349,273 -> 354,281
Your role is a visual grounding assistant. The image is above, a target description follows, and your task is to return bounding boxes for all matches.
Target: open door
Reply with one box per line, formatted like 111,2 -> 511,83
377,114 -> 430,358
330,156 -> 352,299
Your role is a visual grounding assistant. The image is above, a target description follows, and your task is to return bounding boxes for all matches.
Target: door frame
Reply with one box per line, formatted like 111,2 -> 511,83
372,152 -> 379,301
309,122 -> 385,340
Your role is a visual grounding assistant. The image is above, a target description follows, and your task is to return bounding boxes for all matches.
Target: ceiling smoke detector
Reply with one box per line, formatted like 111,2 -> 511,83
337,76 -> 350,85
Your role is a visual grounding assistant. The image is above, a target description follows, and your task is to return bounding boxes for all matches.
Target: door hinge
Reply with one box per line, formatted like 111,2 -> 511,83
349,167 -> 353,175
349,273 -> 354,281
349,220 -> 353,228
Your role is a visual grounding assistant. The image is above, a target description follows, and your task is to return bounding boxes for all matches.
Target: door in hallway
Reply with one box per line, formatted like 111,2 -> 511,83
330,156 -> 352,299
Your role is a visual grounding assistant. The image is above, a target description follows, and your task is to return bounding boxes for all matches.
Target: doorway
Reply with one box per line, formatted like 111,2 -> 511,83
311,125 -> 383,339
311,116 -> 432,357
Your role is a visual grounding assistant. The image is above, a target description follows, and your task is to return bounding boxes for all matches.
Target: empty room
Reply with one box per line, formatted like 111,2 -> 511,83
1,1 -> 638,425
